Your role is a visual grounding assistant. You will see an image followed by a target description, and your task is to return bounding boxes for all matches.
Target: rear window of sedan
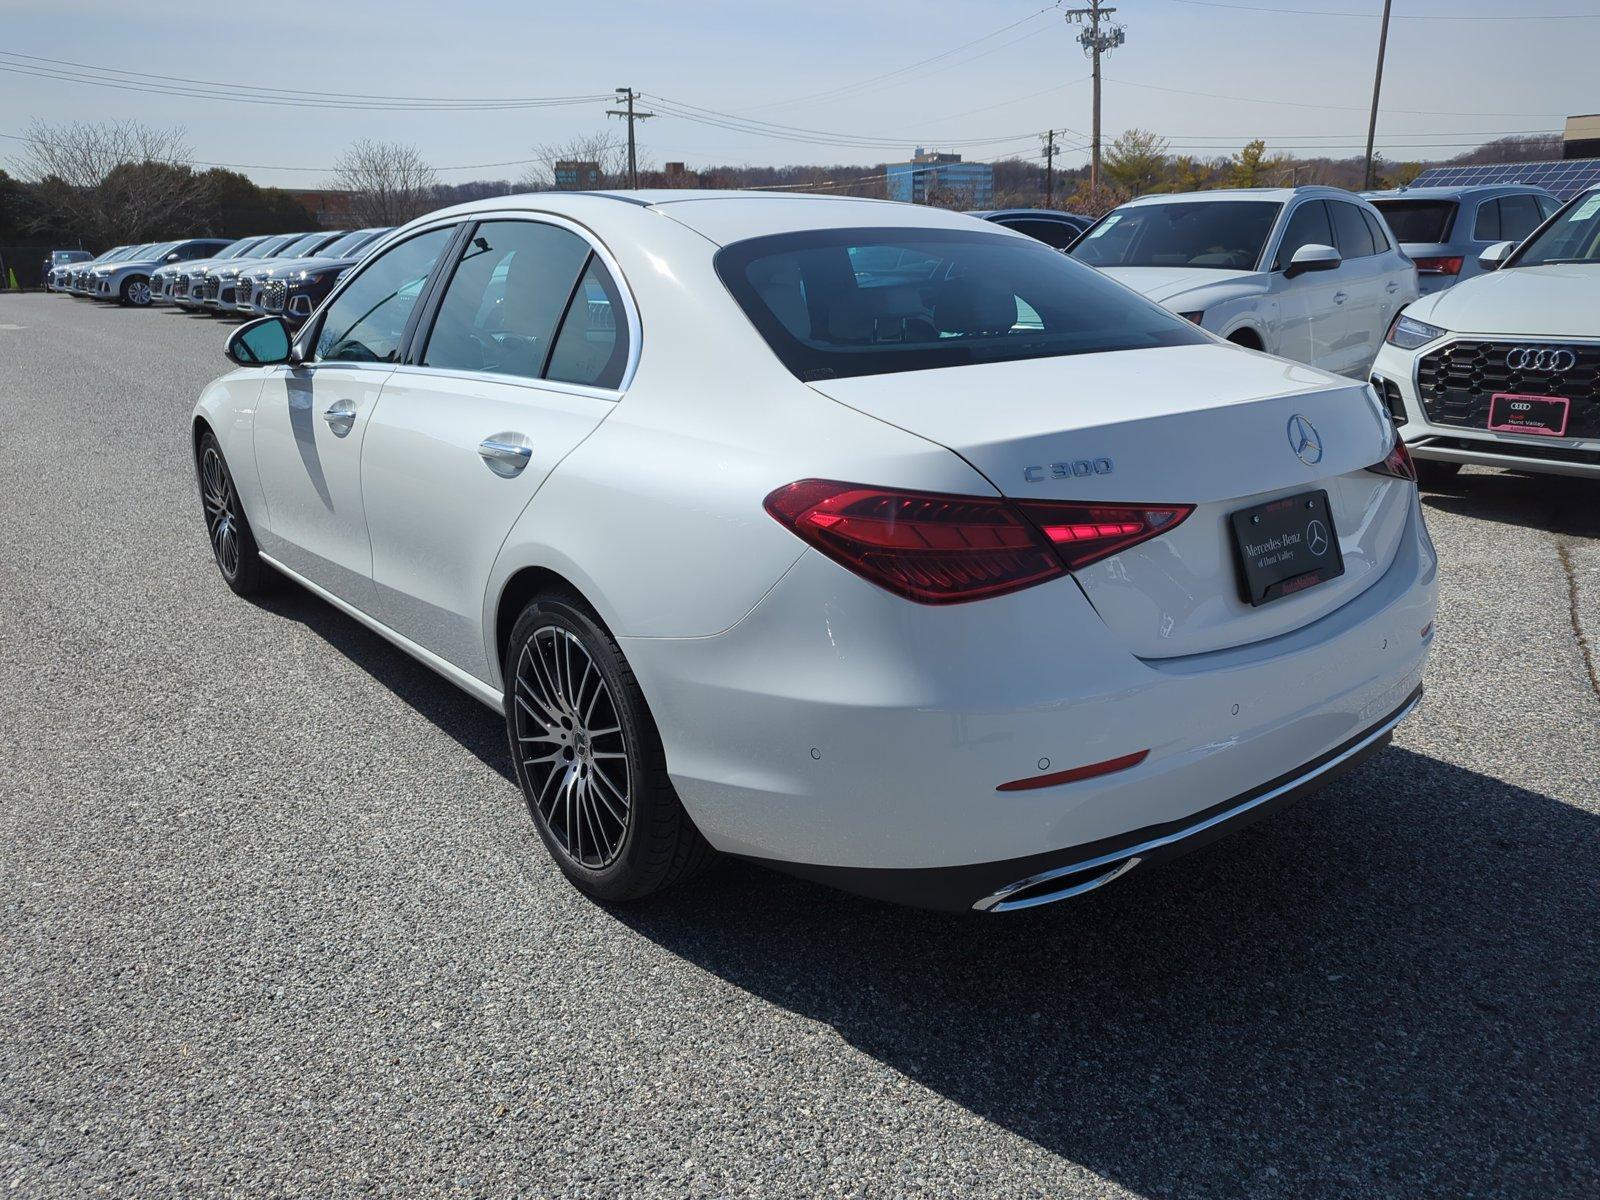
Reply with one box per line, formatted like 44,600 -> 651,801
1369,199 -> 1457,243
716,226 -> 1204,382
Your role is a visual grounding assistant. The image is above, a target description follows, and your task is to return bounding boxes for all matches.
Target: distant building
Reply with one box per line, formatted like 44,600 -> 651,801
886,149 -> 994,207
1564,114 -> 1600,160
554,160 -> 603,190
289,189 -> 355,228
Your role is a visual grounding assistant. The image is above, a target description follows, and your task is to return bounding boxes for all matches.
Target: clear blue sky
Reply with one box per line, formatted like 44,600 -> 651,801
4,0 -> 1595,187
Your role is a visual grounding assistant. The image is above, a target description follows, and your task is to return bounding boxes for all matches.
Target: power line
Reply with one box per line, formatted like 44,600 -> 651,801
644,93 -> 1042,151
741,4 -> 1062,111
1164,0 -> 1598,18
1105,75 -> 1566,117
0,55 -> 609,111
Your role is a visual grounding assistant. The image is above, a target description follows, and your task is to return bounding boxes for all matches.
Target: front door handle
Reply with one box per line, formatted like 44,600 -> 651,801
1332,291 -> 1348,305
322,399 -> 357,435
1386,280 -> 1401,293
478,434 -> 533,477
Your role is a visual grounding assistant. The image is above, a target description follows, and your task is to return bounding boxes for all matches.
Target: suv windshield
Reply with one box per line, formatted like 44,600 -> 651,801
1511,190 -> 1600,266
1070,200 -> 1281,271
245,235 -> 299,259
1370,199 -> 1456,243
317,228 -> 381,258
214,237 -> 261,259
716,226 -> 1204,382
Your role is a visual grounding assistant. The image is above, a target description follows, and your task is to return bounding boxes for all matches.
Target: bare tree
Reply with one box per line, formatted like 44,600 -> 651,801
10,119 -> 210,243
329,140 -> 440,226
516,132 -> 642,192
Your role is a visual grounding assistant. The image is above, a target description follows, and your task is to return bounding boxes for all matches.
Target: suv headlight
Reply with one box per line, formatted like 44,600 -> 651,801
1386,313 -> 1445,350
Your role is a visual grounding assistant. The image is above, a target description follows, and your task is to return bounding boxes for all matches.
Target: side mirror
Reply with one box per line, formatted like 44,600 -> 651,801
1284,243 -> 1341,278
1478,240 -> 1515,271
166,252 -> 182,263
225,316 -> 295,367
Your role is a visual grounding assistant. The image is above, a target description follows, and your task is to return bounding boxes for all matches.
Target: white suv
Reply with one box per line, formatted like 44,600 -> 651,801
1071,187 -> 1418,378
1370,184 -> 1600,485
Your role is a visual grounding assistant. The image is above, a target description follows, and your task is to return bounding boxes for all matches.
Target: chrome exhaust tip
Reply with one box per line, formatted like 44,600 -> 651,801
974,854 -> 1143,913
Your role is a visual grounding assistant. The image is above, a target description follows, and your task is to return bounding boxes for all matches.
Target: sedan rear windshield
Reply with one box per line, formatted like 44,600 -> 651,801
1069,201 -> 1281,271
1369,199 -> 1456,243
716,227 -> 1204,382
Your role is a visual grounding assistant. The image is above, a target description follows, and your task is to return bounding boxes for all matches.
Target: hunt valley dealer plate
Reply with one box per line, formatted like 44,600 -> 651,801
1229,489 -> 1344,606
1488,392 -> 1570,437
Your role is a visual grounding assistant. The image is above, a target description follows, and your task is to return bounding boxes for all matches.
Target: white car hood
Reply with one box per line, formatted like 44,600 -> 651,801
1098,266 -> 1255,305
1408,264 -> 1600,338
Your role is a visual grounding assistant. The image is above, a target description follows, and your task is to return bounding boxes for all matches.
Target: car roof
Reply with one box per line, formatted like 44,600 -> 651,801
1116,186 -> 1364,208
412,189 -> 991,246
1361,184 -> 1554,201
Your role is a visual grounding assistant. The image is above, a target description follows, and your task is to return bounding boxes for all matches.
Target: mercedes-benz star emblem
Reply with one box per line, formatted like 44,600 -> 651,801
1505,347 -> 1576,373
1306,519 -> 1329,557
1287,414 -> 1322,466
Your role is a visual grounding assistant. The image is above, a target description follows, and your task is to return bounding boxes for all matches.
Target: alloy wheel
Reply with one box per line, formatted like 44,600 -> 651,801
200,447 -> 240,577
513,625 -> 631,869
128,280 -> 151,306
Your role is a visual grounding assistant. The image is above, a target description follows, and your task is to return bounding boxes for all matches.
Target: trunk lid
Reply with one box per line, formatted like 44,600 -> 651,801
809,343 -> 1410,658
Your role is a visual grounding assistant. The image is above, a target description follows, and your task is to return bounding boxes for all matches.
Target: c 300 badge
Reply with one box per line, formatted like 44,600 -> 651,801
1024,458 -> 1114,483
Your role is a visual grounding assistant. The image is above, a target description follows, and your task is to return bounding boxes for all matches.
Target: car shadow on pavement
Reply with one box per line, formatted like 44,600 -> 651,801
250,586 -> 516,786
608,749 -> 1600,1197
251,584 -> 1599,1193
1422,471 -> 1600,539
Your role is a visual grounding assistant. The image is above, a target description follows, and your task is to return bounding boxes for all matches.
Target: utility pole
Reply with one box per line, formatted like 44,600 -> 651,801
1362,0 -> 1393,190
1042,129 -> 1058,207
606,87 -> 655,189
1064,1 -> 1126,194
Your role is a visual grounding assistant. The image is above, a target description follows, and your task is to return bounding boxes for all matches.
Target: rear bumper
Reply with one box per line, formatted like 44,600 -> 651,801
759,685 -> 1420,912
622,498 -> 1436,890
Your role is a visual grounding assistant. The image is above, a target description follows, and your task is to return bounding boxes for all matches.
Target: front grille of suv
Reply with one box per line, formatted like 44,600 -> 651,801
1416,340 -> 1600,440
198,276 -> 221,302
174,275 -> 191,298
262,280 -> 288,313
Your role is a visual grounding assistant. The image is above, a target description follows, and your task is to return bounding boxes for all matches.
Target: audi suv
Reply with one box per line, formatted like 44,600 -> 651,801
1371,184 -> 1600,484
1364,184 -> 1560,295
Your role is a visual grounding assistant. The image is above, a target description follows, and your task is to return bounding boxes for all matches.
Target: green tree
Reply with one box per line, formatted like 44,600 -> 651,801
1168,155 -> 1210,193
1227,139 -> 1271,187
1104,128 -> 1170,197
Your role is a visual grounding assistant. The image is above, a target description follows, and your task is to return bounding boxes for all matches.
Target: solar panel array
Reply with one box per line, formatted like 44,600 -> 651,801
1408,158 -> 1600,200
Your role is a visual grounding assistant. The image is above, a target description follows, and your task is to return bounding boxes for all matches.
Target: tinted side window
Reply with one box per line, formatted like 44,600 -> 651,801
1274,201 -> 1332,270
315,227 -> 453,363
1330,202 -> 1377,259
1536,194 -> 1562,220
1361,207 -> 1392,253
1003,219 -> 1079,249
421,220 -> 590,379
1498,194 -> 1542,241
545,257 -> 630,390
1473,199 -> 1501,242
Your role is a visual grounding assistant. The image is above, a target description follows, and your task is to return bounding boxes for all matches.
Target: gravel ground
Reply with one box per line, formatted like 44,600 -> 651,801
2,292 -> 1597,1199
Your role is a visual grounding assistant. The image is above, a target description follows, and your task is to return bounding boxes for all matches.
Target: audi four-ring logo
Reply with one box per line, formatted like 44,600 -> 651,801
1505,347 -> 1576,372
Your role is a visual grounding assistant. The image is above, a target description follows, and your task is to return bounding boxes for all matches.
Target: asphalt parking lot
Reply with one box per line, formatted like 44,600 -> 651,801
2,292 -> 1598,1198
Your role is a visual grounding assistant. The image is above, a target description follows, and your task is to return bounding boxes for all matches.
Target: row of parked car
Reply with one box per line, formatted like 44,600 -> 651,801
46,227 -> 392,322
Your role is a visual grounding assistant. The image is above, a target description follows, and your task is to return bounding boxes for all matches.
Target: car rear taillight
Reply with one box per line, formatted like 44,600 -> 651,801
764,480 -> 1192,604
1412,256 -> 1463,276
1366,437 -> 1417,481
1013,499 -> 1195,571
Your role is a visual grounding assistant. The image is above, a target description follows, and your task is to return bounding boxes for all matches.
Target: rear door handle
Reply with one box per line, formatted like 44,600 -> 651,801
1332,291 -> 1348,305
322,399 -> 357,435
478,434 -> 533,477
1386,281 -> 1401,293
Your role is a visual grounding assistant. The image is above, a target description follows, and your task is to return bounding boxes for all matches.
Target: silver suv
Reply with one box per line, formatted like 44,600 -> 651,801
1363,184 -> 1560,295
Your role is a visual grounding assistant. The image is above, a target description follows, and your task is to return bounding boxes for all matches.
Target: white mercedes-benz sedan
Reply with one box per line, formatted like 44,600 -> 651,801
193,191 -> 1437,912
1370,184 -> 1600,485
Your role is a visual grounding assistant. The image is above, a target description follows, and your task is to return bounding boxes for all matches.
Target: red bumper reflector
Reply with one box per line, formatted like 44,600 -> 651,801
996,749 -> 1149,792
1413,256 -> 1464,276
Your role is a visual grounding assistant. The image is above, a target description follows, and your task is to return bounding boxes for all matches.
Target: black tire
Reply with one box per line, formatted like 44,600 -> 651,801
119,275 -> 152,307
196,431 -> 267,596
1414,459 -> 1463,488
505,594 -> 713,903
